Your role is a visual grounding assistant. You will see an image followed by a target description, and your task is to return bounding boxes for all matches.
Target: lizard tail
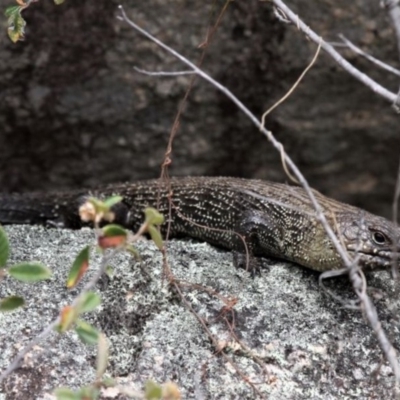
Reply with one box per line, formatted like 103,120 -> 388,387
0,192 -> 81,228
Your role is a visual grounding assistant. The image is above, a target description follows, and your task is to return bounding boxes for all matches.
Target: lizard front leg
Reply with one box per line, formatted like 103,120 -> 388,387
232,210 -> 284,276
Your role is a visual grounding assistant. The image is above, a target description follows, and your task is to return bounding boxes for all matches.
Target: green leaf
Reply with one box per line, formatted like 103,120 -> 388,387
4,5 -> 20,18
54,0 -> 66,4
144,208 -> 164,226
6,6 -> 26,43
55,306 -> 76,333
75,320 -> 99,345
145,380 -> 163,400
125,245 -> 141,260
105,265 -> 114,279
53,387 -> 79,400
102,377 -> 116,387
9,262 -> 52,282
101,224 -> 127,237
0,225 -> 10,268
67,246 -> 89,288
77,291 -> 101,314
0,295 -> 24,312
103,196 -> 123,209
96,333 -> 109,379
98,224 -> 127,249
78,386 -> 99,399
148,226 -> 164,250
87,197 -> 106,213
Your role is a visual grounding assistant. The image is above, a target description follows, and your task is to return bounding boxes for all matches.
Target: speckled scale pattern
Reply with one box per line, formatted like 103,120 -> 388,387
1,176 -> 400,272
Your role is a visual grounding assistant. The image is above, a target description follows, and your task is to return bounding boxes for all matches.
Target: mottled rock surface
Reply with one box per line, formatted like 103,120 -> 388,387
1,226 -> 400,399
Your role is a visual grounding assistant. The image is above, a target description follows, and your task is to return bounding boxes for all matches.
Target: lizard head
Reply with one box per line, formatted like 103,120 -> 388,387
339,211 -> 400,271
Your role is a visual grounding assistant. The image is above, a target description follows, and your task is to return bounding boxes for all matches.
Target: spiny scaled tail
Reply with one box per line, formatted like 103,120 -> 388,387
0,193 -> 80,228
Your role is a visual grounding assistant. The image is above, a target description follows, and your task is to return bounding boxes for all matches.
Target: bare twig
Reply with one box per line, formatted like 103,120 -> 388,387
273,6 -> 291,24
0,320 -> 59,384
395,86 -> 400,113
272,0 -> 398,104
272,0 -> 400,381
382,0 -> 400,60
157,0 -> 231,244
169,274 -> 267,399
260,39 -> 321,184
391,157 -> 400,279
338,34 -> 400,77
393,157 -> 400,225
133,66 -> 195,76
260,40 -> 321,127
117,4 -> 400,383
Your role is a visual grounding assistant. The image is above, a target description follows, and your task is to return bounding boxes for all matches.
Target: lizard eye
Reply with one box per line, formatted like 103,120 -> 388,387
372,231 -> 387,245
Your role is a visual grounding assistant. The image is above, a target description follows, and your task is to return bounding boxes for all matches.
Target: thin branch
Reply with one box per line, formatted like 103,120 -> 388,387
338,34 -> 400,77
273,6 -> 291,23
271,0 -> 400,380
260,40 -> 321,126
391,157 -> 400,279
393,157 -> 400,224
0,320 -> 59,384
133,66 -> 195,76
395,86 -> 400,113
117,4 -> 400,383
157,0 -> 232,244
260,39 -> 321,184
271,0 -> 398,104
382,0 -> 400,60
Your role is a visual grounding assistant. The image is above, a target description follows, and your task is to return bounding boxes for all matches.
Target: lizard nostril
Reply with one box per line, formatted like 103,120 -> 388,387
372,231 -> 387,245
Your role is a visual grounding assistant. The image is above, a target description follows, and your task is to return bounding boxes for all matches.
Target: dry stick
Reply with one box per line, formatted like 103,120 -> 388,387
338,34 -> 400,77
157,204 -> 271,395
222,316 -> 274,384
382,0 -> 400,109
392,157 -> 400,279
393,157 -> 400,225
271,0 -> 398,104
260,40 -> 321,184
117,5 -> 400,383
133,67 -> 195,76
382,0 -> 400,61
154,210 -> 268,393
157,238 -> 268,398
173,279 -> 272,385
271,0 -> 400,381
157,0 -> 231,244
170,280 -> 267,399
260,40 -> 321,126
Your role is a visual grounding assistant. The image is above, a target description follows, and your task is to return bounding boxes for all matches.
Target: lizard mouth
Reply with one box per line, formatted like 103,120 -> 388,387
347,249 -> 400,271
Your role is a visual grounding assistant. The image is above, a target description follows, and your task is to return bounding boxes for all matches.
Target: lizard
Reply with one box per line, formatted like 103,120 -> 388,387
0,176 -> 399,273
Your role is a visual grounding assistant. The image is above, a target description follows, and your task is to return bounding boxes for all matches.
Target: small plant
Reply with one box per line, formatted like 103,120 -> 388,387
5,0 -> 65,43
0,225 -> 51,312
0,195 -> 166,398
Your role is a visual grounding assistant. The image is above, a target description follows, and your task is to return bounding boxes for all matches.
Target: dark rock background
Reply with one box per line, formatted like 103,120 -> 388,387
0,0 -> 399,218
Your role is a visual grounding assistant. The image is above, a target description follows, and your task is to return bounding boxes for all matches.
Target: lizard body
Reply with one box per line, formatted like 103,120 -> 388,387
0,177 -> 399,272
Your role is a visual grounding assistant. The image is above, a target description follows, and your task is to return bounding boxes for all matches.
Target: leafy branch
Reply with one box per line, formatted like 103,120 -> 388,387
0,196 -> 166,399
5,0 -> 65,43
